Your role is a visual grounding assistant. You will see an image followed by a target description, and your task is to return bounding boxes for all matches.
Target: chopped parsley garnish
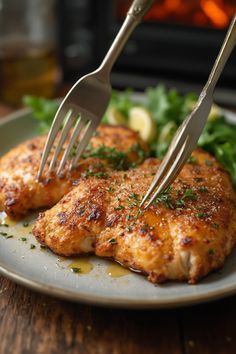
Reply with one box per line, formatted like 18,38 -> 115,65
83,170 -> 109,179
0,232 -> 13,239
175,188 -> 197,208
128,201 -> 137,208
114,205 -> 125,211
83,145 -> 129,170
183,188 -> 197,200
205,159 -> 213,167
71,267 -> 81,273
196,212 -> 207,219
212,223 -> 220,229
188,156 -> 198,164
176,199 -> 186,208
74,143 -> 147,170
82,143 -> 148,170
134,208 -> 144,219
23,222 -> 29,227
155,186 -> 174,209
129,192 -> 139,200
127,192 -> 140,207
199,186 -> 209,193
30,244 -> 36,249
108,238 -> 117,245
208,249 -> 215,255
106,187 -> 113,192
21,237 -> 27,242
126,215 -> 133,221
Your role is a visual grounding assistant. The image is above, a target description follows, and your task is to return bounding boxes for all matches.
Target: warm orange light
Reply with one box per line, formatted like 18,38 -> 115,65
193,12 -> 208,26
116,0 -> 236,29
200,0 -> 229,28
165,0 -> 181,12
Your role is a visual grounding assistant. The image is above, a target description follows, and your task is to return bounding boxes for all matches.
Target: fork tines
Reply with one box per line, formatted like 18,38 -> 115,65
37,104 -> 97,179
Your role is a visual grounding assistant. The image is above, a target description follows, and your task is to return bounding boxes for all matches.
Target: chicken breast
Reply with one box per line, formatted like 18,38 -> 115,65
0,125 -> 147,218
33,150 -> 236,284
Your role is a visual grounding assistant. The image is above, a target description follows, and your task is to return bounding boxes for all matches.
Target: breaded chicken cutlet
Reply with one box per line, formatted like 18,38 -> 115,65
33,150 -> 236,284
0,125 -> 148,218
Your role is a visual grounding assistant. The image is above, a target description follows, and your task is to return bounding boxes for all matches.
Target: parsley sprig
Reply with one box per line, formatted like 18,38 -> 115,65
83,145 -> 129,170
155,186 -> 175,209
82,143 -> 148,170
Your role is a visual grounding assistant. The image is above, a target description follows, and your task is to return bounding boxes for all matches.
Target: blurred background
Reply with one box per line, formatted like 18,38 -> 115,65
0,0 -> 236,107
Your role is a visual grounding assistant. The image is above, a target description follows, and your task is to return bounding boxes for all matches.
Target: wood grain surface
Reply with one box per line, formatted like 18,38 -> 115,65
1,275 -> 236,354
0,104 -> 236,354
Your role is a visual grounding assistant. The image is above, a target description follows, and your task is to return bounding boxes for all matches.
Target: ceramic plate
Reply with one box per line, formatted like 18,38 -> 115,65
0,108 -> 236,309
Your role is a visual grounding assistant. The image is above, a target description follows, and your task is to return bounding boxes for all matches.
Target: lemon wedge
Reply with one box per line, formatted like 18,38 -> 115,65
158,121 -> 176,143
128,106 -> 157,142
106,107 -> 127,125
186,100 -> 221,121
208,103 -> 222,121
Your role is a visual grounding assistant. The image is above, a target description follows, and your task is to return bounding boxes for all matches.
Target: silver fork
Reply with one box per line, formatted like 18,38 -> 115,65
141,14 -> 236,209
37,0 -> 154,179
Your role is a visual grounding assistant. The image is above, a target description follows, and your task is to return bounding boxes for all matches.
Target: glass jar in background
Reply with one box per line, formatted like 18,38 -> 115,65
0,0 -> 60,106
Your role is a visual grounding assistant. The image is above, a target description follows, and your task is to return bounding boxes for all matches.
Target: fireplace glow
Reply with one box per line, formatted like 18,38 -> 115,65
116,0 -> 236,28
200,0 -> 229,27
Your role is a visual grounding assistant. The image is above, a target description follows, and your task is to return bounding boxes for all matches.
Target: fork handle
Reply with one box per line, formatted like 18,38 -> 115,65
98,0 -> 154,78
204,14 -> 236,93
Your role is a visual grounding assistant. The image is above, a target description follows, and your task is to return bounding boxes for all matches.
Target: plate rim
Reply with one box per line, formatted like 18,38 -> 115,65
0,107 -> 236,309
0,107 -> 31,126
1,259 -> 236,309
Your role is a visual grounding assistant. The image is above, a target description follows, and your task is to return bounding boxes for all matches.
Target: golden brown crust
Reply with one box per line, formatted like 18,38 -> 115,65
0,125 -> 147,218
33,150 -> 236,284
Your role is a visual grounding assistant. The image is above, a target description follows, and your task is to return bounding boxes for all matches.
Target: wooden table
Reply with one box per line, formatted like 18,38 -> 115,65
0,104 -> 236,354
